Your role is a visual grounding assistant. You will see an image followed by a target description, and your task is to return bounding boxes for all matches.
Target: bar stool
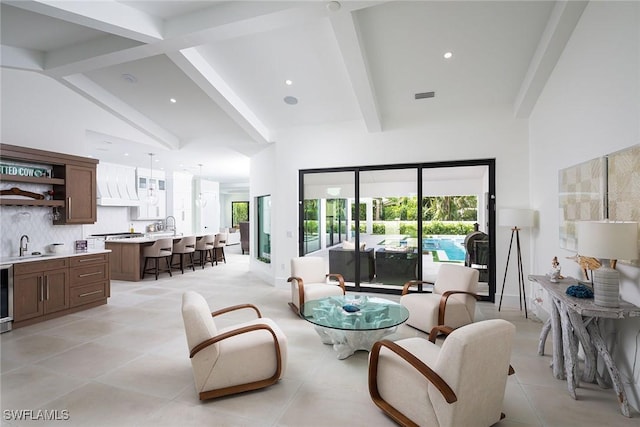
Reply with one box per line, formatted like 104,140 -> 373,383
213,233 -> 227,265
195,234 -> 215,268
172,236 -> 196,274
142,238 -> 173,280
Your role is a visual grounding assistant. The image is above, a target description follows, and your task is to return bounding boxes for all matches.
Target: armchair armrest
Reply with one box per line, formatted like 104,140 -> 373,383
401,280 -> 434,295
287,276 -> 306,310
428,325 -> 455,343
369,340 -> 457,409
211,303 -> 262,319
190,323 -> 282,363
438,290 -> 481,325
326,273 -> 346,292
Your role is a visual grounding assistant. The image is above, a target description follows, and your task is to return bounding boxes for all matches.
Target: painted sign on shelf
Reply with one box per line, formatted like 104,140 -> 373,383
0,163 -> 49,178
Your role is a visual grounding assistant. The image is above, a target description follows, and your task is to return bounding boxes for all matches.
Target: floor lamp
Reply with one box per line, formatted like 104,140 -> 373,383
498,208 -> 535,318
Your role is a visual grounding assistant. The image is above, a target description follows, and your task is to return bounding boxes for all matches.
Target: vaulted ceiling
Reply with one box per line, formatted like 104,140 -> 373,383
0,1 -> 587,187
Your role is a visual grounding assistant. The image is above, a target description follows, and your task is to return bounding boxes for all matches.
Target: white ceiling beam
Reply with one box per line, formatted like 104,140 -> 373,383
514,1 -> 588,118
5,0 -> 164,43
329,9 -> 382,132
61,73 -> 180,150
0,45 -> 44,71
164,1 -> 325,41
168,49 -> 271,144
44,35 -> 142,72
39,3 -> 326,79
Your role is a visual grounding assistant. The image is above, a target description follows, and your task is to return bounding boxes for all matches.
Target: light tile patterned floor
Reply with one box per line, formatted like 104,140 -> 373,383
1,244 -> 638,426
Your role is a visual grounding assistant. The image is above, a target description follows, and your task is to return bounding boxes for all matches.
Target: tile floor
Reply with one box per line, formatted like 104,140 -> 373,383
1,245 -> 638,426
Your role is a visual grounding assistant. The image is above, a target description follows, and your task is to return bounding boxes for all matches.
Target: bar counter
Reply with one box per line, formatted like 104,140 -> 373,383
105,234 -> 205,281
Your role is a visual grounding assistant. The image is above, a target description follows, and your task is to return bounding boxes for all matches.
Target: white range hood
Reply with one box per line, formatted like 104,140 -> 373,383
97,162 -> 141,206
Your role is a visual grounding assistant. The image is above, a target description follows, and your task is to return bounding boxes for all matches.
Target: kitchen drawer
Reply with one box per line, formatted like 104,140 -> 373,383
69,253 -> 109,268
14,258 -> 68,275
70,281 -> 108,307
69,263 -> 108,287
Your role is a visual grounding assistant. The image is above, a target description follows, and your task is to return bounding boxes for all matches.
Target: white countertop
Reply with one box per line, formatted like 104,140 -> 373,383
104,234 -> 205,244
0,249 -> 111,265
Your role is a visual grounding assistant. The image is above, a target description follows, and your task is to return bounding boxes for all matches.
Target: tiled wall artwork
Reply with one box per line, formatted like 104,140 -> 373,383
558,157 -> 606,251
559,143 -> 640,264
607,144 -> 640,266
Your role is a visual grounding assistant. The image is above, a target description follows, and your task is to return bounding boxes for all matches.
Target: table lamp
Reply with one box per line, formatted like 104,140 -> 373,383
498,208 -> 535,318
577,220 -> 639,307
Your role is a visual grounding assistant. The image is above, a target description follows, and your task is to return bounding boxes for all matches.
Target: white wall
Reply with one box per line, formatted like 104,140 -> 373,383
529,1 -> 640,409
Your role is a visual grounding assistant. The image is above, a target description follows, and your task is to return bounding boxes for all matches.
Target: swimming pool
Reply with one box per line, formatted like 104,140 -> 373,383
422,237 -> 466,262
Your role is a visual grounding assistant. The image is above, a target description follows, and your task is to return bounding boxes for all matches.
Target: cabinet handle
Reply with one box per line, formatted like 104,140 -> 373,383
38,276 -> 44,302
45,276 -> 49,301
79,290 -> 102,298
79,271 -> 102,278
78,257 -> 103,263
67,197 -> 71,219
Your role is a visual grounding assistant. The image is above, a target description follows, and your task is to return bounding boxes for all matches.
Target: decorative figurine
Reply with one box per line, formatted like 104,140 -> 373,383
548,256 -> 563,282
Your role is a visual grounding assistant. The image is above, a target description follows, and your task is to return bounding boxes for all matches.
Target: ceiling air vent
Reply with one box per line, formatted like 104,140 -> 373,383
415,91 -> 435,100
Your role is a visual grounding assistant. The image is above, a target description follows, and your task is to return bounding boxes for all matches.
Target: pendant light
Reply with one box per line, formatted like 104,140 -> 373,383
146,153 -> 159,206
195,163 -> 207,208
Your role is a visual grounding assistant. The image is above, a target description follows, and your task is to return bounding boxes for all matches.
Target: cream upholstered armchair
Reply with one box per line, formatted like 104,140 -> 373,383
181,291 -> 287,400
368,319 -> 516,427
400,263 -> 480,334
287,256 -> 346,315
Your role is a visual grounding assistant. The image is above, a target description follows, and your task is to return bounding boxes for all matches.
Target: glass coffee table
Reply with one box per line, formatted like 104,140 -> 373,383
301,295 -> 410,359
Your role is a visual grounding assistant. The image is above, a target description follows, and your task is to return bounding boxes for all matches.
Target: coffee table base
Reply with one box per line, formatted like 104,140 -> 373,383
314,325 -> 399,359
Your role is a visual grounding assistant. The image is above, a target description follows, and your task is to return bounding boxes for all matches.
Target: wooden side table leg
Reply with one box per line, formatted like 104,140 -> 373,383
538,317 -> 551,356
567,311 -> 597,383
550,297 -> 565,379
586,321 -> 630,417
557,299 -> 578,399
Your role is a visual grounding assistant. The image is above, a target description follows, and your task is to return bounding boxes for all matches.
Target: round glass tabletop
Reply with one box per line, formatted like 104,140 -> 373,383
301,295 -> 409,331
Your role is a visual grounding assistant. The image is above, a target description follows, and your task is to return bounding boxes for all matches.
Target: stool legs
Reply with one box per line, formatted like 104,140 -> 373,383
142,256 -> 172,280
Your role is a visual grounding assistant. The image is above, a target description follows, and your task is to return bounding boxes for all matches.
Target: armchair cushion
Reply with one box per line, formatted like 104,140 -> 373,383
288,256 -> 345,314
400,263 -> 479,334
181,291 -> 287,400
369,319 -> 516,427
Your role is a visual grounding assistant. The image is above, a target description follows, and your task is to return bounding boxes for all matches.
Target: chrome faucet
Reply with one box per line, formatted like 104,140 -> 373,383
19,235 -> 29,257
165,216 -> 177,235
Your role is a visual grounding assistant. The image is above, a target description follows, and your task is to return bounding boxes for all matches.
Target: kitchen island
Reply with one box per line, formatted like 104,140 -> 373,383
105,234 -> 208,281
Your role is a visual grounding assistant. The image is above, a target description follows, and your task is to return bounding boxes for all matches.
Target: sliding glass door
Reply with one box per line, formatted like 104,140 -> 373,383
298,159 -> 496,301
360,168 -> 418,290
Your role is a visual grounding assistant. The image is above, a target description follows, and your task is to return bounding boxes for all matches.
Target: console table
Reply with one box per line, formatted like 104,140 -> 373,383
529,274 -> 640,417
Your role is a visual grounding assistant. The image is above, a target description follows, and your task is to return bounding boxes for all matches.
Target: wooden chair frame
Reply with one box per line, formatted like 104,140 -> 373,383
286,273 -> 346,315
402,279 -> 481,326
189,303 -> 284,400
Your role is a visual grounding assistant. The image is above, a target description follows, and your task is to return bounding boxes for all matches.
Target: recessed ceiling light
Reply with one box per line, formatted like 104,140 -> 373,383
284,96 -> 298,105
124,153 -> 129,156
285,79 -> 293,86
170,98 -> 177,103
444,51 -> 453,59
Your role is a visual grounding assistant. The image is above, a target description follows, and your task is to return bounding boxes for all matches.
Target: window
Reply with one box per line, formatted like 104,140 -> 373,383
257,195 -> 271,263
231,201 -> 249,227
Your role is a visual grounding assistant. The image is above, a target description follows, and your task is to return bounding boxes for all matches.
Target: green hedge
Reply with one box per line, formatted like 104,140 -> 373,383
312,220 -> 474,236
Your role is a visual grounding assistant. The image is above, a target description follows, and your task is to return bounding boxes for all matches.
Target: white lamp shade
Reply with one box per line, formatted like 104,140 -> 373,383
577,221 -> 638,260
499,208 -> 535,228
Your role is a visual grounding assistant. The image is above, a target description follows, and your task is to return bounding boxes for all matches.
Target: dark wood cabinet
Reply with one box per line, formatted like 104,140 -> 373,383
53,164 -> 97,224
0,144 -> 97,224
12,253 -> 110,328
69,253 -> 110,307
13,258 -> 69,323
